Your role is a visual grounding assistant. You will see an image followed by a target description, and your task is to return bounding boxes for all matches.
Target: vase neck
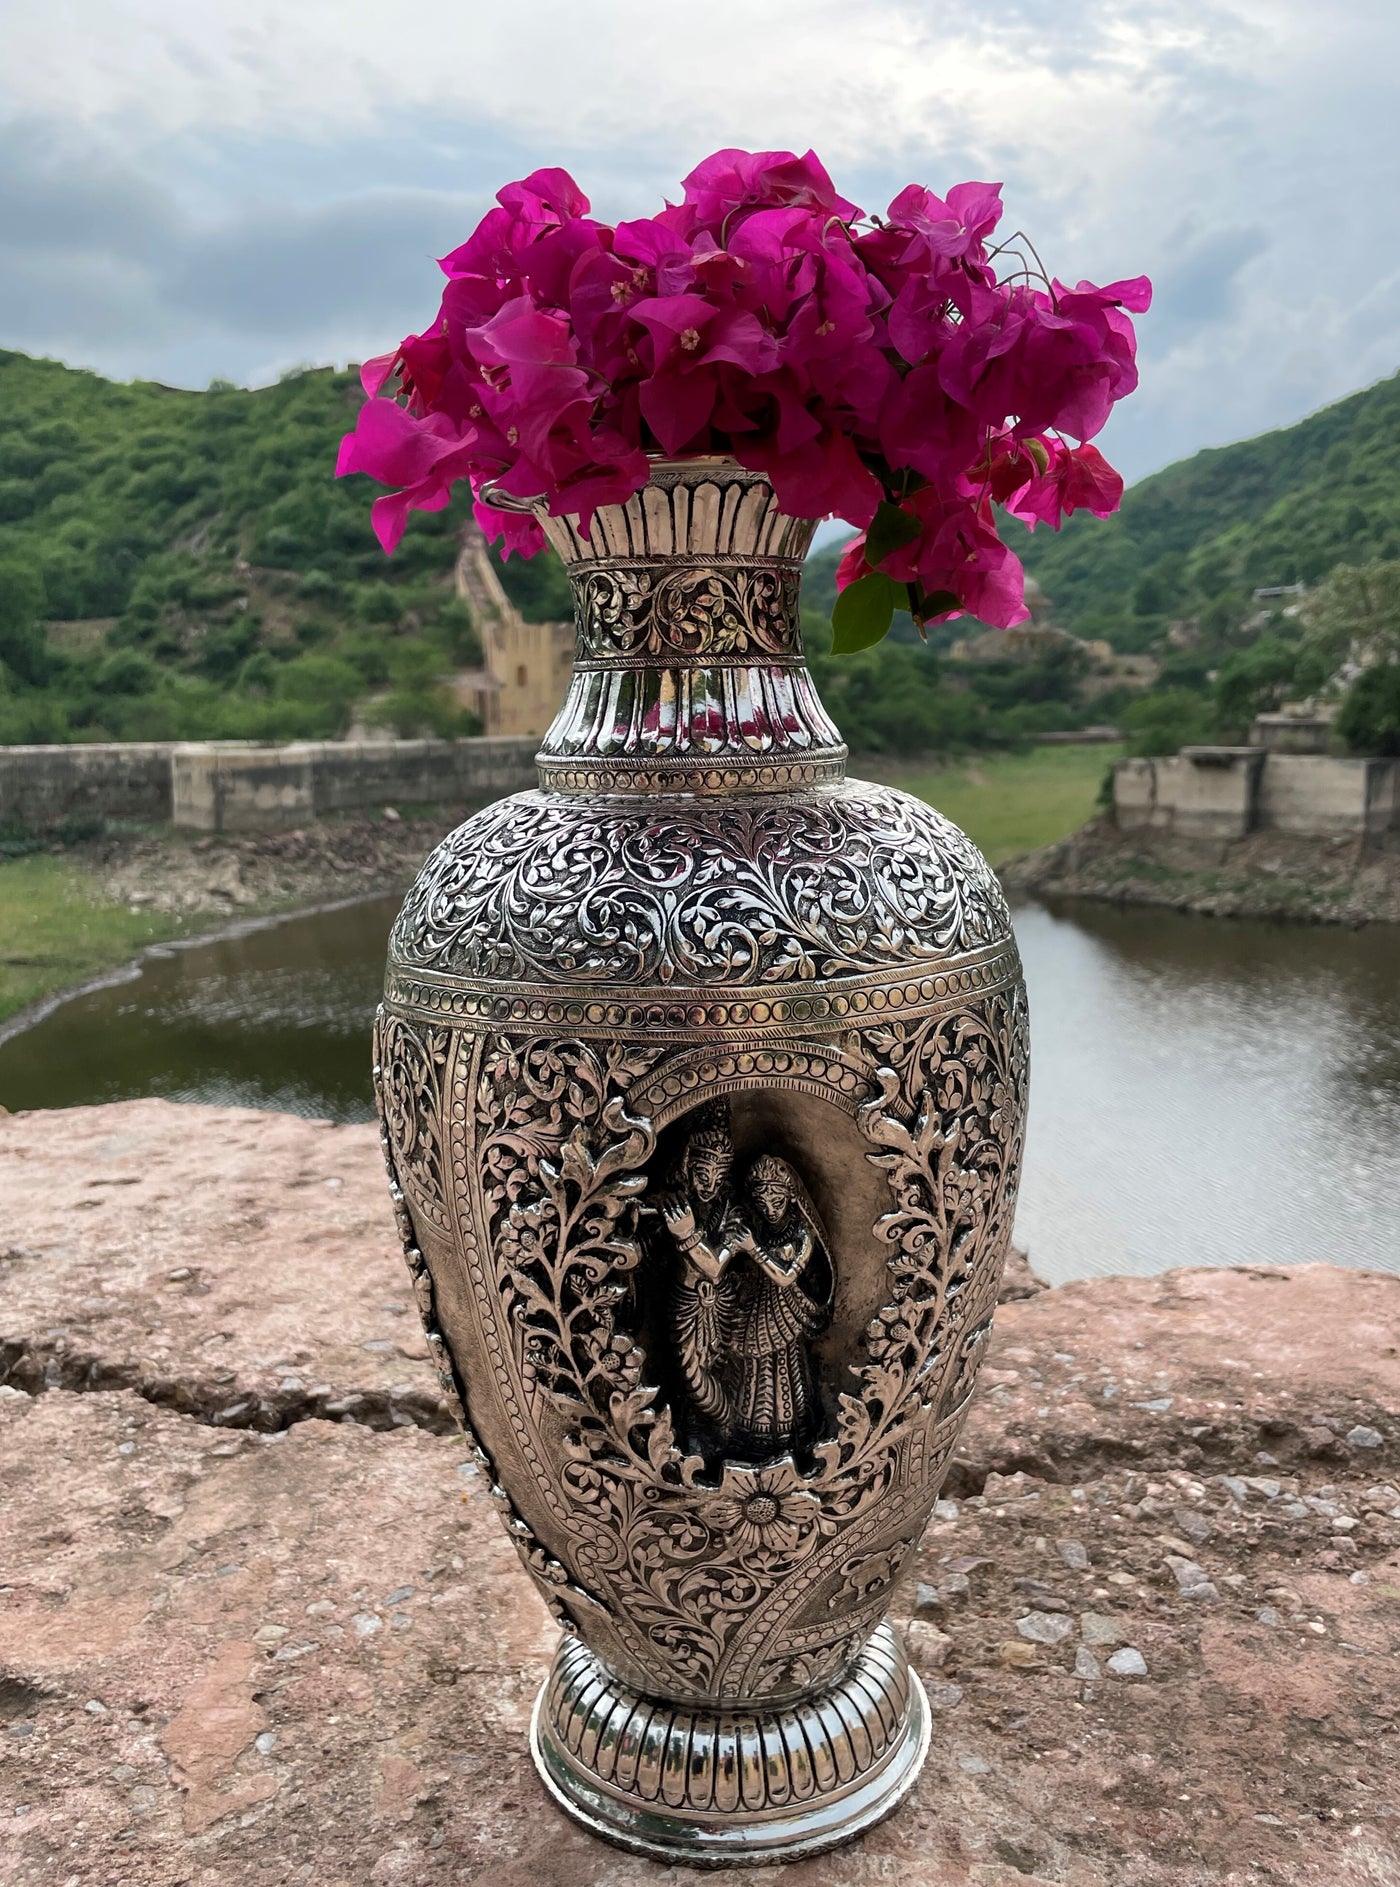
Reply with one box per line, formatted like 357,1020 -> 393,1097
524,461 -> 846,796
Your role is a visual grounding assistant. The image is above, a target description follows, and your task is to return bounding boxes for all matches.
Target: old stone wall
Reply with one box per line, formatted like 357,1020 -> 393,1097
453,521 -> 574,738
1115,748 -> 1264,839
1115,747 -> 1400,841
0,736 -> 538,833
171,737 -> 539,832
0,741 -> 176,827
1256,753 -> 1398,839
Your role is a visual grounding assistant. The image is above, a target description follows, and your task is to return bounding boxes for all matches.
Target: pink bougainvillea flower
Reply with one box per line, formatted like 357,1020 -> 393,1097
739,427 -> 882,527
337,150 -> 1147,640
629,294 -> 776,453
472,497 -> 546,559
993,438 -> 1124,531
335,399 -> 478,552
438,166 -> 592,285
835,531 -> 869,593
359,350 -> 400,398
678,148 -> 859,236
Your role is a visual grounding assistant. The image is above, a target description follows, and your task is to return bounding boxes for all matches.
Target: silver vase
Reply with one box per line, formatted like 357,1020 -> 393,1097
373,459 -> 1028,1866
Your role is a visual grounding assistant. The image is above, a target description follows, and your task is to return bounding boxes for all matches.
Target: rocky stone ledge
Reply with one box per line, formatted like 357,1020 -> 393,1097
1001,815 -> 1400,926
2,1102 -> 1397,1885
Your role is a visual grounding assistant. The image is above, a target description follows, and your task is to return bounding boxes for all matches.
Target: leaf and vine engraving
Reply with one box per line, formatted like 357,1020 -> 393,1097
392,782 -> 1011,989
574,564 -> 803,660
443,979 -> 1025,1702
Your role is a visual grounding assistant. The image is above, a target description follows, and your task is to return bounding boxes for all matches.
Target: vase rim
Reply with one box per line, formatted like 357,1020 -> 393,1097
478,455 -> 810,521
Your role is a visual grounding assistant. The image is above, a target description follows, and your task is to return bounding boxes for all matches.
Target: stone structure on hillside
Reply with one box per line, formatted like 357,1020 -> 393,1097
1249,704 -> 1338,755
949,581 -> 1116,669
450,520 -> 573,737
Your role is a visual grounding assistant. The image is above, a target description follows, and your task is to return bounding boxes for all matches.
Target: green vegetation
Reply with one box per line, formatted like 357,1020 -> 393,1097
1018,369 -> 1400,649
1110,558 -> 1400,756
0,351 -> 509,745
883,743 -> 1121,864
803,608 -> 1123,754
3,346 -> 1399,763
1338,662 -> 1400,757
0,854 -> 192,1024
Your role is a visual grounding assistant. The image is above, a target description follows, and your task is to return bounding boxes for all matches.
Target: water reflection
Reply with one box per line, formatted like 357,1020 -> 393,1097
1011,899 -> 1400,1282
1,893 -> 1396,1283
0,901 -> 393,1123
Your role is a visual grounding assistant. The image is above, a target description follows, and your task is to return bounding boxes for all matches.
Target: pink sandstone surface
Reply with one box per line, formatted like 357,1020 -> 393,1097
1,1100 -> 1397,1886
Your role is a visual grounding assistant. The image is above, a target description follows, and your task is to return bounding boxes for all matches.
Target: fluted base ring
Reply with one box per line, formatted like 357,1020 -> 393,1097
529,1621 -> 929,1868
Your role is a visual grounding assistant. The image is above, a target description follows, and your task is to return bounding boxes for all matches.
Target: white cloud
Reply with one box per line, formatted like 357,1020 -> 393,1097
0,0 -> 1397,483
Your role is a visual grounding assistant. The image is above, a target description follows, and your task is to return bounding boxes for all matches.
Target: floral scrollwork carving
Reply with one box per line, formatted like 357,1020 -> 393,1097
458,977 -> 1025,1702
372,1009 -> 468,1433
375,1012 -> 453,1231
575,564 -> 802,660
391,783 -> 1011,989
819,986 -> 1029,1482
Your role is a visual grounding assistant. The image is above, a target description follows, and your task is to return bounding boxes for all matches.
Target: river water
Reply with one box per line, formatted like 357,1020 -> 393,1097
1,894 -> 1396,1284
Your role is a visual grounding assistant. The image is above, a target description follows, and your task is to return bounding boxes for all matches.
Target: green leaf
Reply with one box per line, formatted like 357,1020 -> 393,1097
830,572 -> 904,654
914,588 -> 960,623
863,500 -> 923,571
1023,437 -> 1051,475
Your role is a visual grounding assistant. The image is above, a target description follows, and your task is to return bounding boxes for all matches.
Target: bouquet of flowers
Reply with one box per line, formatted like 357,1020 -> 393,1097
338,149 -> 1149,649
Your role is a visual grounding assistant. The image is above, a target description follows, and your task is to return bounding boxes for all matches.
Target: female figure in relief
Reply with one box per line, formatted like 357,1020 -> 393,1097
662,1104 -> 832,1457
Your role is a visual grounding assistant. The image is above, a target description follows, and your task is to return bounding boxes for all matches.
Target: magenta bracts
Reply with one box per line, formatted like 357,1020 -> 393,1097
336,150 -> 1149,642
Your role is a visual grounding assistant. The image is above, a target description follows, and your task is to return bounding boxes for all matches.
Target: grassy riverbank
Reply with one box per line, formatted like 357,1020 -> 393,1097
0,811 -> 456,1032
0,745 -> 1117,1032
883,742 -> 1119,864
0,855 -> 195,1027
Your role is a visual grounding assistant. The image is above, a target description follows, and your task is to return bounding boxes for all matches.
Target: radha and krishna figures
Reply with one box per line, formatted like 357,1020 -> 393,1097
658,1101 -> 833,1459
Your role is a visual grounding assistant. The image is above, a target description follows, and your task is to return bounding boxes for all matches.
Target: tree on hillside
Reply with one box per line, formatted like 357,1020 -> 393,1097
1337,663 -> 1400,756
0,554 -> 49,687
1298,561 -> 1400,679
1118,689 -> 1214,757
1214,635 -> 1304,736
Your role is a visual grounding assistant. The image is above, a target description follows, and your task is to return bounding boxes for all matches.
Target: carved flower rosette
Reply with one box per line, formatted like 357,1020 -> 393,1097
373,461 -> 1028,1863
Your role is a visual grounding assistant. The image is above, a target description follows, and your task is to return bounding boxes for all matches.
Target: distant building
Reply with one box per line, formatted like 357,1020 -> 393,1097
945,576 -> 1155,695
450,521 -> 573,738
948,622 -> 1080,663
947,576 -> 1064,663
1252,582 -> 1306,604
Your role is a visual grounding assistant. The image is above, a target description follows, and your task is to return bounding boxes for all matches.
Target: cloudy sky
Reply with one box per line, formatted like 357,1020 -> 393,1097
2,0 -> 1397,485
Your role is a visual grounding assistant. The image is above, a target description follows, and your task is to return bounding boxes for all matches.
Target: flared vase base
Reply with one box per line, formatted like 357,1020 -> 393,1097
529,1620 -> 930,1868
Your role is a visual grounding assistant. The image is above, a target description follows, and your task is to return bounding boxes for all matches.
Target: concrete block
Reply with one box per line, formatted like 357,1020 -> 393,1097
1249,712 -> 1337,755
1113,757 -> 1159,832
172,744 -> 315,833
1257,754 -> 1398,838
1159,748 -> 1263,839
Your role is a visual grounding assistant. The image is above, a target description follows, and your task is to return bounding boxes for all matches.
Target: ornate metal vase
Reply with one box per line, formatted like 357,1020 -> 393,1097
373,460 -> 1028,1866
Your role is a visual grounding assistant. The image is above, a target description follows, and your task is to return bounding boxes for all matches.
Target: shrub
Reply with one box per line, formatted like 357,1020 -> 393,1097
1213,636 -> 1301,736
1118,689 -> 1215,757
95,649 -> 160,695
1337,663 -> 1400,757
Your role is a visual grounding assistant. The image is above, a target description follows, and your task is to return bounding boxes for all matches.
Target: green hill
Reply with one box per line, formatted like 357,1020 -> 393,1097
1018,370 -> 1400,646
2,346 -> 1397,752
0,349 -> 571,747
